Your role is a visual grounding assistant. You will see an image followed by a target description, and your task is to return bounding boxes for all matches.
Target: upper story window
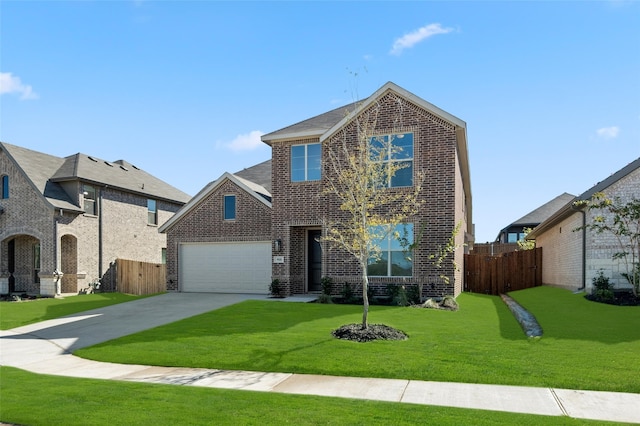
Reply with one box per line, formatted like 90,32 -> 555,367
224,194 -> 236,220
367,223 -> 413,277
291,143 -> 321,182
83,184 -> 97,215
148,199 -> 158,225
1,175 -> 8,199
369,132 -> 413,187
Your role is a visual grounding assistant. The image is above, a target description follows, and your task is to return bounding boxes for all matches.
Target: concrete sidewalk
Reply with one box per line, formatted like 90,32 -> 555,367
1,293 -> 639,424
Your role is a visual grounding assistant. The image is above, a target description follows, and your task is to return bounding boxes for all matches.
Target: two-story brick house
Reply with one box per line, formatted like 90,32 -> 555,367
161,82 -> 473,298
263,82 -> 473,298
0,142 -> 191,296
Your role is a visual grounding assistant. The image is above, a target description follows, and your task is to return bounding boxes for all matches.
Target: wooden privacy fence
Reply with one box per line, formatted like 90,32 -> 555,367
116,259 -> 166,295
464,248 -> 542,295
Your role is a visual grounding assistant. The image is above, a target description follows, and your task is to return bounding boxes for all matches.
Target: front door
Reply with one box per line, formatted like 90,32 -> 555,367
307,230 -> 322,292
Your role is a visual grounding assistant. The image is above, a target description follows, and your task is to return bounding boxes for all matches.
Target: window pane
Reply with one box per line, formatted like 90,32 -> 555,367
390,223 -> 413,250
307,144 -> 321,181
83,185 -> 96,215
508,233 -> 518,243
148,199 -> 157,224
391,161 -> 413,187
369,135 -> 388,161
367,252 -> 389,276
390,251 -> 412,276
291,145 -> 306,182
1,175 -> 8,199
391,133 -> 413,160
224,195 -> 236,220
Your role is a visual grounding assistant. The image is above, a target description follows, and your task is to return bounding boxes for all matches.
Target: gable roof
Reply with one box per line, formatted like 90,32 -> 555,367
1,142 -> 191,211
496,192 -> 576,239
528,157 -> 640,239
234,159 -> 272,193
260,81 -> 472,237
158,172 -> 272,233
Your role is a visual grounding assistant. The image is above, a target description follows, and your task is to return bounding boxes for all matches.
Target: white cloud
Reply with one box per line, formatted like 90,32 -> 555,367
0,72 -> 38,100
390,23 -> 454,56
226,130 -> 265,151
596,126 -> 620,140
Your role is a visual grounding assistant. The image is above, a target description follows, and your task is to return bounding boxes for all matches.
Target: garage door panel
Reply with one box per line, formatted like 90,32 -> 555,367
179,242 -> 271,293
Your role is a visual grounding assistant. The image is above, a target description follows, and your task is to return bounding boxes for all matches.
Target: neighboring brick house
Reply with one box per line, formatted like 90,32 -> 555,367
263,82 -> 473,298
159,171 -> 272,293
527,157 -> 640,292
0,142 -> 190,296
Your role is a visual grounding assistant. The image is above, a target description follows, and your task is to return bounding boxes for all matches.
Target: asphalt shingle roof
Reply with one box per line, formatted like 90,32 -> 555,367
1,142 -> 191,211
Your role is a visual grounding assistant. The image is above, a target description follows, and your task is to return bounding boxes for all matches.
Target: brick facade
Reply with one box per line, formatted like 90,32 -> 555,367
164,177 -> 271,291
270,89 -> 470,298
1,146 -> 185,296
533,162 -> 640,293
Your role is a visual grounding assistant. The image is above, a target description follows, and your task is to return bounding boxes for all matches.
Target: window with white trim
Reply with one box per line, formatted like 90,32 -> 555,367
83,185 -> 97,215
369,132 -> 413,187
224,195 -> 236,220
367,223 -> 413,277
1,175 -> 8,199
291,143 -> 321,182
148,199 -> 158,225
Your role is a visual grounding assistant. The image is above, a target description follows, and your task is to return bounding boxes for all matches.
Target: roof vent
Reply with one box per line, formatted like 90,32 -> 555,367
131,164 -> 140,170
104,161 -> 113,167
88,156 -> 98,162
120,165 -> 129,171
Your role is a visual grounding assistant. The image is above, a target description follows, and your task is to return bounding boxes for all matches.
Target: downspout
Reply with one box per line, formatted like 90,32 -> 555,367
98,186 -> 104,281
571,204 -> 587,291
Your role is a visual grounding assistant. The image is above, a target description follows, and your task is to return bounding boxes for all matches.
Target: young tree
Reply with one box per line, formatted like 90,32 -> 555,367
321,97 -> 423,329
575,192 -> 640,297
517,227 -> 535,251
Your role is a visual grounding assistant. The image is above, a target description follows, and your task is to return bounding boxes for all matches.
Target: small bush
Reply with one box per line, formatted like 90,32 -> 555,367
269,279 -> 284,298
386,284 -> 409,306
341,282 -> 356,303
320,277 -> 333,296
591,270 -> 614,302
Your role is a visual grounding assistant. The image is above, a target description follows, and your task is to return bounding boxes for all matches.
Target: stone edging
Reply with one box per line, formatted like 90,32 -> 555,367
500,294 -> 543,338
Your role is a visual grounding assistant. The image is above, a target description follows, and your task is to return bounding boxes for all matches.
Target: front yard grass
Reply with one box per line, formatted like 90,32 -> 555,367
0,367 -> 603,426
76,286 -> 640,393
0,292 -> 160,330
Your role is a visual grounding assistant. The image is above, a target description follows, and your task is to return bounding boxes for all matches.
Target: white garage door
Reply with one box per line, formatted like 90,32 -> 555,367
179,242 -> 271,293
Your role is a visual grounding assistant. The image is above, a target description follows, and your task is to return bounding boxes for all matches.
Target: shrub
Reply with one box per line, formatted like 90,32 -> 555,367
320,277 -> 333,295
269,279 -> 284,298
386,284 -> 409,306
341,282 -> 356,303
591,270 -> 614,302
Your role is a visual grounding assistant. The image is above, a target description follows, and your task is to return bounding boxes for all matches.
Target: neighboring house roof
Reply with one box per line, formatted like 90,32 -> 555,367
496,192 -> 576,240
1,142 -> 191,212
528,157 -> 640,239
158,172 -> 272,233
234,159 -> 272,193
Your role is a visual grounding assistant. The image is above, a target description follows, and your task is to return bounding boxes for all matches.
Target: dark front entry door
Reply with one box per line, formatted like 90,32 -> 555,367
308,230 -> 322,292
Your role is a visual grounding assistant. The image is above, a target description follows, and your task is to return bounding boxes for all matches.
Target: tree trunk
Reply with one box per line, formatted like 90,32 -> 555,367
361,269 -> 369,330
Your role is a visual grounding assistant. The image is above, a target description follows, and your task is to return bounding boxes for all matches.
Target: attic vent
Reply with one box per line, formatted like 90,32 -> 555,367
131,164 -> 140,170
88,156 -> 98,162
120,165 -> 129,171
104,161 -> 113,167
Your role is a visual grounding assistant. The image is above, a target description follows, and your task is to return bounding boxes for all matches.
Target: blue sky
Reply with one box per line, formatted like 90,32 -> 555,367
1,1 -> 638,243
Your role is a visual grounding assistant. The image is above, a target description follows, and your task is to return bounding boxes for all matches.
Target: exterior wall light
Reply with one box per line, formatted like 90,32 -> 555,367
274,238 -> 282,252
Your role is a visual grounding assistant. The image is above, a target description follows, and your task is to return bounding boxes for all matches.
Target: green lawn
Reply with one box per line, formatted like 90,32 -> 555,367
0,292 -> 160,330
76,286 -> 640,393
0,367 -> 605,426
